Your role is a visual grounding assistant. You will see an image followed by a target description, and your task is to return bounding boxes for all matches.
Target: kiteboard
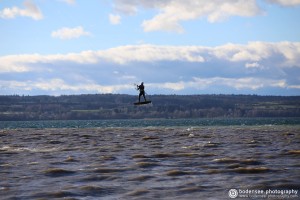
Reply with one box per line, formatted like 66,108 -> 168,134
134,100 -> 152,105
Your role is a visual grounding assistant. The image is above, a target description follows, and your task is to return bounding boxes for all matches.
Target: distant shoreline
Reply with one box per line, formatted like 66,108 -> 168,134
1,94 -> 299,121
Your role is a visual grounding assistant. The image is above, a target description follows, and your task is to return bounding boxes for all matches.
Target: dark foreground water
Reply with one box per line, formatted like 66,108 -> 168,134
1,119 -> 299,199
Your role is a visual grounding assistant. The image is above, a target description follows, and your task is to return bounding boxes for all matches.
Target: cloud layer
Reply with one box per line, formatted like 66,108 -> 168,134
1,42 -> 299,95
112,0 -> 300,32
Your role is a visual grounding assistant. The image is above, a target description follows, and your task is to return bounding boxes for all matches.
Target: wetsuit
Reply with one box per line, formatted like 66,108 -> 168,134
138,84 -> 146,102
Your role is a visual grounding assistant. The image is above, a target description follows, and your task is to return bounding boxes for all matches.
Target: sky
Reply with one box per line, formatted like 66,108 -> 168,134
1,0 -> 300,96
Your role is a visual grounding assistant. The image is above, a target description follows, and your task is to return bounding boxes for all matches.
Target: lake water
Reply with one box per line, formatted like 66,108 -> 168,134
1,118 -> 299,199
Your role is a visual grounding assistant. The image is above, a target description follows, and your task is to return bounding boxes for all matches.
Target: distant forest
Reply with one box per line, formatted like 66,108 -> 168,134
0,94 -> 300,121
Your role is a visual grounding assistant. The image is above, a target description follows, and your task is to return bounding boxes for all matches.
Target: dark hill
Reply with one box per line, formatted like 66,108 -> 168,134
0,94 -> 299,120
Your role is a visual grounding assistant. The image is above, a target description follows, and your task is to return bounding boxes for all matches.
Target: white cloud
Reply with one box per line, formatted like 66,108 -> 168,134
245,62 -> 264,70
109,14 -> 121,25
0,45 -> 205,73
0,64 -> 31,73
265,0 -> 300,6
113,0 -> 263,32
147,0 -> 262,32
288,85 -> 300,89
112,0 -> 140,15
0,80 -> 32,91
1,76 -> 290,95
0,0 -> 43,20
0,54 -> 44,73
59,0 -> 76,5
113,0 -> 300,32
2,78 -> 202,94
102,45 -> 205,64
225,77 -> 287,90
1,42 -> 299,73
0,42 -> 299,95
51,26 -> 91,40
213,42 -> 300,67
149,77 -> 288,92
160,82 -> 186,91
0,79 -> 133,94
120,75 -> 137,80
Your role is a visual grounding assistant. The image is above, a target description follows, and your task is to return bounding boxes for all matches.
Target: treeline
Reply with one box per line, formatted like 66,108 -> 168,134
0,94 -> 299,120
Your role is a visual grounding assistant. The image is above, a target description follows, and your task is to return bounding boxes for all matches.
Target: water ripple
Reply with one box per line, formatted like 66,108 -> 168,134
1,125 -> 299,199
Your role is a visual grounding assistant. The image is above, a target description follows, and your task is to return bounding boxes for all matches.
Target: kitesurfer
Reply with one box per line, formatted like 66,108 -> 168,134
137,82 -> 147,102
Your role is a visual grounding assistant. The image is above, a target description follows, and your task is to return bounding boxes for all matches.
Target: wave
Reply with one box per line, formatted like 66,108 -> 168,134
43,168 -> 76,177
1,125 -> 299,200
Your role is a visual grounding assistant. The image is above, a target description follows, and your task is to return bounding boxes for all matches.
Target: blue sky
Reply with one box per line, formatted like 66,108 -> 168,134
1,0 -> 300,95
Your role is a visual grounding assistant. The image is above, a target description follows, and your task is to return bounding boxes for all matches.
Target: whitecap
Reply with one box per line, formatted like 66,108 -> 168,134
0,145 -> 60,153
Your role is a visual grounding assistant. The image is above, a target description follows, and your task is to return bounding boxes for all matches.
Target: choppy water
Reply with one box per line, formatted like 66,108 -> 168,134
1,119 -> 300,199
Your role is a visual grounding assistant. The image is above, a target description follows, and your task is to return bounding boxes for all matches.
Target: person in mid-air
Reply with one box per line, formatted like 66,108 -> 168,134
137,82 -> 147,102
